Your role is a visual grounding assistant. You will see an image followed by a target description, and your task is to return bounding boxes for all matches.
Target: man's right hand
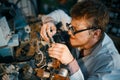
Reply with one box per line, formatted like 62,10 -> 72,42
40,22 -> 56,42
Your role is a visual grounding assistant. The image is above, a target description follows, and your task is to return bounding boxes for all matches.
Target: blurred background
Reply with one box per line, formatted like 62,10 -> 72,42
1,0 -> 119,37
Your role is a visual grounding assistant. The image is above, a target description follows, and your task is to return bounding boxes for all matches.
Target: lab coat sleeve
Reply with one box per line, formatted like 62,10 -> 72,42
43,9 -> 72,31
68,59 -> 84,80
70,69 -> 84,80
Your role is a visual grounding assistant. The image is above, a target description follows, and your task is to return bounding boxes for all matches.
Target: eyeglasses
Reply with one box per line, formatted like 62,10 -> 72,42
66,23 -> 100,35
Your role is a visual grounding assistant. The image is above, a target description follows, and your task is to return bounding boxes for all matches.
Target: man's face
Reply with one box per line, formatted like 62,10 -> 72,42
68,19 -> 94,48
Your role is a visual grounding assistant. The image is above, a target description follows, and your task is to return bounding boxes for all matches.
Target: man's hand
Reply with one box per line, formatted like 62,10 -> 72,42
40,22 -> 56,42
48,43 -> 74,65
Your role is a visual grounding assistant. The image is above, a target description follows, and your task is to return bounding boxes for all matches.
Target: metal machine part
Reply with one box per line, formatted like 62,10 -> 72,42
34,51 -> 46,68
0,17 -> 11,47
19,64 -> 33,80
0,16 -> 70,80
59,68 -> 68,77
0,64 -> 19,80
0,1 -> 69,80
35,68 -> 50,78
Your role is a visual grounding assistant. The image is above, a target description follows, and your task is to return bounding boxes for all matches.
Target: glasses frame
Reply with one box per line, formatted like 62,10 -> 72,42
66,23 -> 100,35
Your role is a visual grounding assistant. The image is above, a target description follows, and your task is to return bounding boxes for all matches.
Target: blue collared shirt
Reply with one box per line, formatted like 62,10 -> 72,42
70,33 -> 120,80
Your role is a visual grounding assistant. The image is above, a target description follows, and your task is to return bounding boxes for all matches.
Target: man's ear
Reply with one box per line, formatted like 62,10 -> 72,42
93,29 -> 101,38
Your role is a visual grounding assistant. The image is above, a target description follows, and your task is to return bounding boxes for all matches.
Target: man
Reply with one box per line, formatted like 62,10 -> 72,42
40,0 -> 120,80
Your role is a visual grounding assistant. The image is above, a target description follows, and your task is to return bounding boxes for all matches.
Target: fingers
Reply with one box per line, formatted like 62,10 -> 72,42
40,22 -> 56,42
49,43 -> 65,51
40,24 -> 49,42
48,43 -> 74,65
47,23 -> 56,38
48,43 -> 65,59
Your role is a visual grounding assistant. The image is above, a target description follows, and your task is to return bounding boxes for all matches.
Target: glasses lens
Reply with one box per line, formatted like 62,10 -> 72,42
66,23 -> 75,34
